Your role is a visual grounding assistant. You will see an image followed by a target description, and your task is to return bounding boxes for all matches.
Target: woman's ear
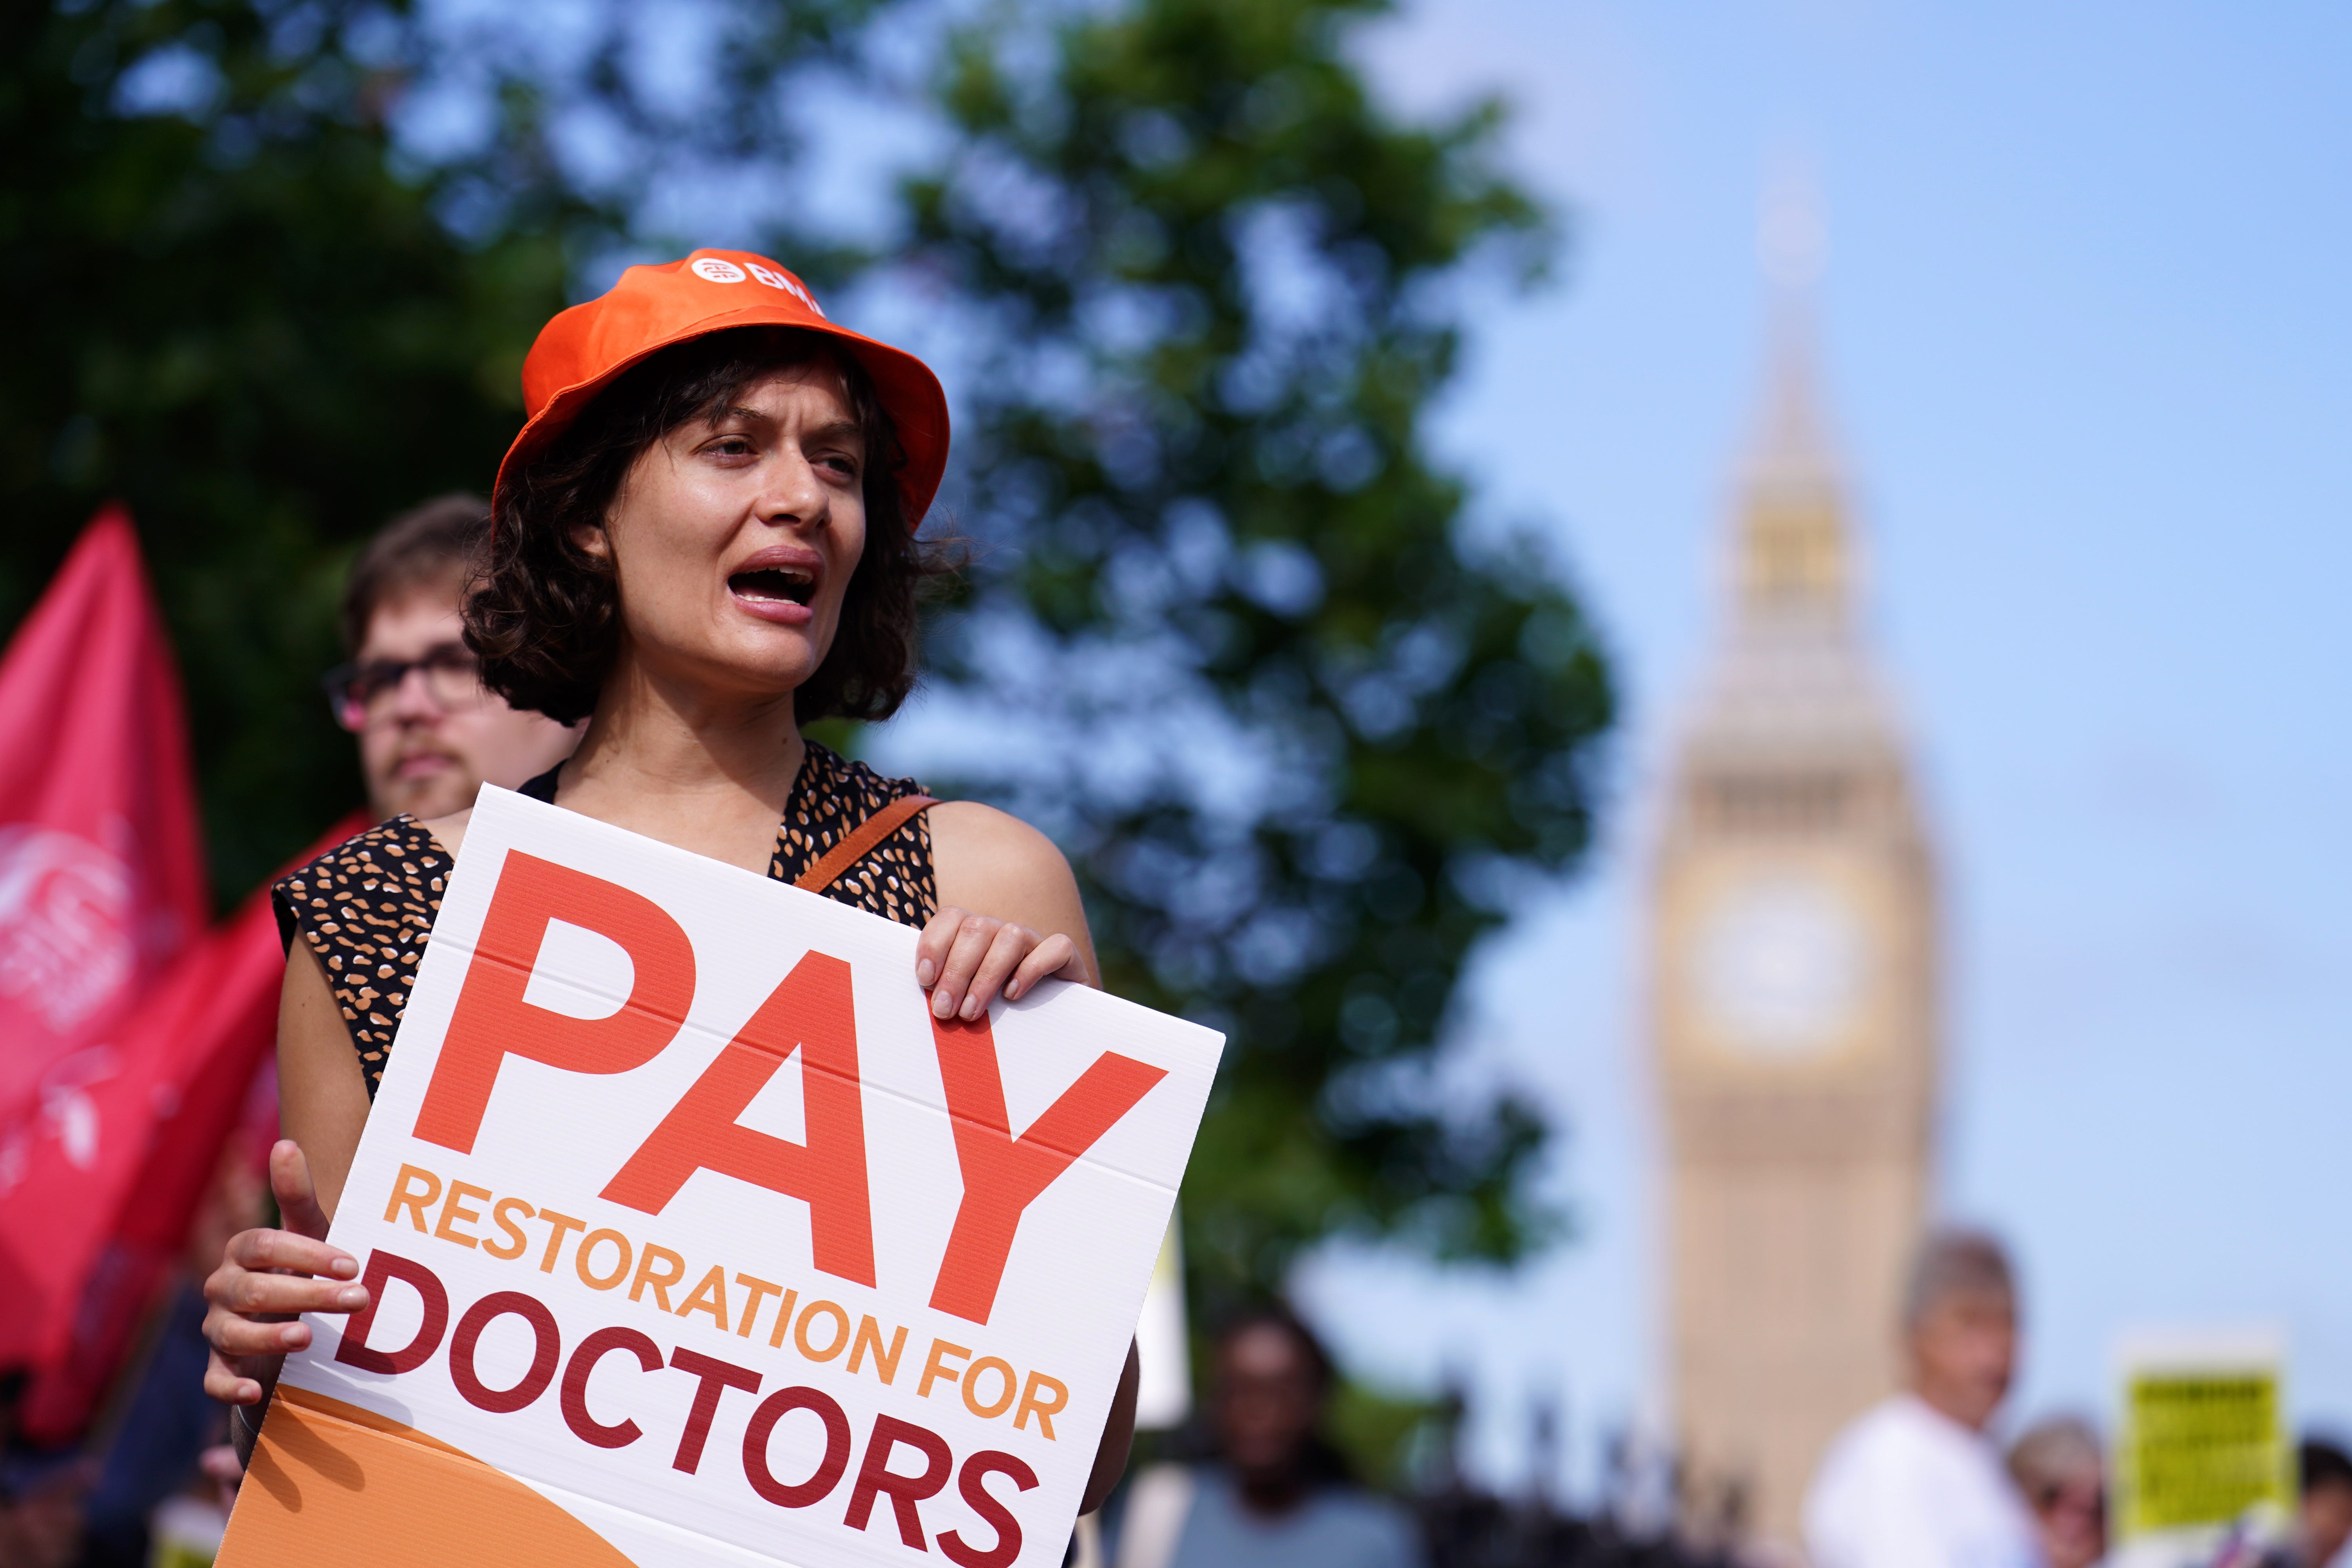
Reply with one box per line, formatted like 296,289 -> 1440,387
577,466 -> 634,562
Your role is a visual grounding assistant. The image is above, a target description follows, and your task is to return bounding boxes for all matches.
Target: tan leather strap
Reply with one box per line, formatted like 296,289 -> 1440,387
793,794 -> 937,895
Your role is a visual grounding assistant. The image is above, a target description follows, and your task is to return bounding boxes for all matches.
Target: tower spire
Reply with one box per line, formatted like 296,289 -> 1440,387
1653,162 -> 1937,1553
1733,164 -> 1851,624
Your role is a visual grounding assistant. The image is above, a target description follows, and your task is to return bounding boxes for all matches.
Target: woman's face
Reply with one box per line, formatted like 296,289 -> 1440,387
592,363 -> 867,708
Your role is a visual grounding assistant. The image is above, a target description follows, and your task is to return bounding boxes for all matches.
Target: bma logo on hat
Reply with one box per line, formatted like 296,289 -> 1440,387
751,263 -> 826,318
689,254 -> 827,317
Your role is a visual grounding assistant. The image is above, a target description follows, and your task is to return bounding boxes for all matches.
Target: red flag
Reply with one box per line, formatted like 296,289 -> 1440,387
15,811 -> 365,1441
0,507 -> 207,1371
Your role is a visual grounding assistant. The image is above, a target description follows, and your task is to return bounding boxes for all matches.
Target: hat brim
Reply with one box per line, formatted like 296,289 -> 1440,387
491,304 -> 949,530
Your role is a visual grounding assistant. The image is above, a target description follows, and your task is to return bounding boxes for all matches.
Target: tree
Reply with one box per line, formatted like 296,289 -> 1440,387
0,0 -> 872,900
898,0 -> 1614,1303
0,0 -> 579,897
2,0 -> 1615,1309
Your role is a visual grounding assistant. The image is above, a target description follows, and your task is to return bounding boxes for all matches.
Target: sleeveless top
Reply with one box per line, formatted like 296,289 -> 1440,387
271,742 -> 937,1100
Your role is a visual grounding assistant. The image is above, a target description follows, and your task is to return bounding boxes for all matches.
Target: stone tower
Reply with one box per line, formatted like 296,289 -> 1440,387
1651,295 -> 1938,1546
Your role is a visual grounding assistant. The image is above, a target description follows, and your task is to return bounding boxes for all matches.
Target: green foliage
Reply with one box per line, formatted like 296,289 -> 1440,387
900,0 -> 1614,1304
0,0 -> 583,899
0,0 -> 877,900
1328,1377 -> 1452,1495
1,0 -> 1614,1307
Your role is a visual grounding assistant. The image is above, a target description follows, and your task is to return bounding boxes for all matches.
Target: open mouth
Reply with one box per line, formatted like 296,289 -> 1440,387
728,566 -> 815,606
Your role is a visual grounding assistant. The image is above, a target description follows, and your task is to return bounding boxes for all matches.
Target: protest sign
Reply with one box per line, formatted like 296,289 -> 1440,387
218,786 -> 1223,1568
2111,1328 -> 2293,1568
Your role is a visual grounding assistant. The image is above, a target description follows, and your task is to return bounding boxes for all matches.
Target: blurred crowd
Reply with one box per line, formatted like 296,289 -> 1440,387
1083,1226 -> 2352,1568
1803,1229 -> 2350,1568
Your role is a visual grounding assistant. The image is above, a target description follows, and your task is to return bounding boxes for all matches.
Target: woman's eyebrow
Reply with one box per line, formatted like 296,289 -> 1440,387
803,418 -> 864,449
705,409 -> 861,447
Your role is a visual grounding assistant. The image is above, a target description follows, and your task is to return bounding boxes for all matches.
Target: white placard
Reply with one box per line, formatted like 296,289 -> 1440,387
225,787 -> 1222,1568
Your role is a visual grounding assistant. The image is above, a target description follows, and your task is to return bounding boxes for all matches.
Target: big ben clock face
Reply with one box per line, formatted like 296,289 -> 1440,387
1688,873 -> 1867,1056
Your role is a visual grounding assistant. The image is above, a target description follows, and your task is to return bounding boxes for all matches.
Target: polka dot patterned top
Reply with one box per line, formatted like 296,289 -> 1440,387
271,742 -> 937,1100
761,742 -> 939,929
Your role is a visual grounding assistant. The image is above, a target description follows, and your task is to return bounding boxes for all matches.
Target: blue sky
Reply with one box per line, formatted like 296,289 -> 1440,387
1283,0 -> 2352,1501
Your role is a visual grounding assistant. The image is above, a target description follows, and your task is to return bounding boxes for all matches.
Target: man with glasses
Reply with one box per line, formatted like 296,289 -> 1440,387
326,495 -> 580,820
164,495 -> 579,1562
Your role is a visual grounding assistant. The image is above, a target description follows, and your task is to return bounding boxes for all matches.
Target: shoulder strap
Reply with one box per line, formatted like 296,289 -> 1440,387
794,793 -> 937,894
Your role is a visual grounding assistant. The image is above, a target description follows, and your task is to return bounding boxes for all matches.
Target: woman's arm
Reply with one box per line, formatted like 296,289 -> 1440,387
201,945 -> 377,1459
1083,1341 -> 1143,1515
277,940 -> 374,1218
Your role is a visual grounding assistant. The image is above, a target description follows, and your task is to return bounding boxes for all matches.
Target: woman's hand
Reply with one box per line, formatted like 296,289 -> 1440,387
202,1141 -> 368,1416
915,906 -> 1089,1020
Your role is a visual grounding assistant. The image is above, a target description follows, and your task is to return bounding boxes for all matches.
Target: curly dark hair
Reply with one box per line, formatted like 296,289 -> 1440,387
466,325 -> 951,726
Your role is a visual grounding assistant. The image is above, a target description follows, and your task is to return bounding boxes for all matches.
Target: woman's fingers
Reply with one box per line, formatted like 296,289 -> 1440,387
959,926 -> 1085,1016
221,1225 -> 356,1281
199,1216 -> 367,1411
1004,933 -> 1083,1002
204,1303 -> 312,1360
917,906 -> 998,1014
958,924 -> 1036,1021
931,913 -> 1005,1020
270,1140 -> 332,1242
204,1326 -> 290,1406
916,907 -> 1089,1017
199,1198 -> 358,1415
914,907 -> 970,993
212,1267 -> 368,1321
203,1352 -> 265,1407
204,1286 -> 314,1355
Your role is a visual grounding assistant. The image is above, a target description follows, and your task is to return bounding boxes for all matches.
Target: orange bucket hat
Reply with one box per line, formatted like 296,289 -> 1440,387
492,249 -> 949,528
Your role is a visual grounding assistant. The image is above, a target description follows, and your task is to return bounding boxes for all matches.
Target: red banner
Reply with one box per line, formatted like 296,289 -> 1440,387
15,820 -> 360,1442
0,508 -> 207,1374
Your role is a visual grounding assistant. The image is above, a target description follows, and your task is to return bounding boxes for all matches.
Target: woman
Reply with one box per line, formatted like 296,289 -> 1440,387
2005,1416 -> 2104,1568
200,250 -> 1140,1511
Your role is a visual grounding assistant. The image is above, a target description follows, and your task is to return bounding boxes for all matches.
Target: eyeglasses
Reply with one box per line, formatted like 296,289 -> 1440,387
323,644 -> 488,732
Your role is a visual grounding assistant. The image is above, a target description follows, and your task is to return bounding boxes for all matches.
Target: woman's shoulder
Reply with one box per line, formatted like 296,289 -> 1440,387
924,799 -> 1060,864
270,815 -> 455,947
926,799 -> 1080,922
273,815 -> 450,898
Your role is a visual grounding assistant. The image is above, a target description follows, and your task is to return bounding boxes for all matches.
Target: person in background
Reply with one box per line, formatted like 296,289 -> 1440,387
327,494 -> 580,820
158,496 -> 579,1556
1113,1305 -> 1423,1568
2007,1416 -> 2105,1568
2259,1439 -> 2352,1568
1803,1228 -> 2042,1568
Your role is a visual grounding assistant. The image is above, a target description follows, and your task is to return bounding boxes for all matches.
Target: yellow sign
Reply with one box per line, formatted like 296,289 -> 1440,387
2115,1332 -> 2292,1543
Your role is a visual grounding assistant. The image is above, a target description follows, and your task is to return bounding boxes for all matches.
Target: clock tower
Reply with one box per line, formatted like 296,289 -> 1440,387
1652,301 -> 1937,1544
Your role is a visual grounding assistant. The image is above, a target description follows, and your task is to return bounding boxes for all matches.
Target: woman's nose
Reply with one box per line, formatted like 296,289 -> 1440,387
760,448 -> 830,529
